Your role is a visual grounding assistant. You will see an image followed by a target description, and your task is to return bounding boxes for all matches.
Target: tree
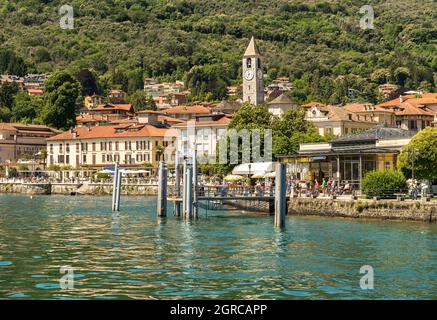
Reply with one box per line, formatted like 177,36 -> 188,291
0,82 -> 19,109
185,64 -> 229,101
272,109 -> 325,156
0,49 -> 27,76
39,71 -> 80,130
76,69 -> 98,96
362,170 -> 407,198
397,127 -> 437,181
11,92 -> 42,123
394,67 -> 410,87
129,90 -> 157,112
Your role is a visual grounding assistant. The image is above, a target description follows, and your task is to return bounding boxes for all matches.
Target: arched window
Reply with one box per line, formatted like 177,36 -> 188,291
246,58 -> 252,68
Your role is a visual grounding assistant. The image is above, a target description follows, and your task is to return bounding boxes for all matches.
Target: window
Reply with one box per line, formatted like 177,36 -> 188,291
92,142 -> 96,151
409,120 -> 417,130
50,144 -> 53,153
50,155 -> 53,164
59,144 -> 63,153
66,155 -> 70,164
108,142 -> 112,151
326,127 -> 332,135
100,142 -> 104,151
92,154 -> 96,165
101,154 -> 106,163
115,141 -> 119,151
83,155 -> 86,163
246,57 -> 252,68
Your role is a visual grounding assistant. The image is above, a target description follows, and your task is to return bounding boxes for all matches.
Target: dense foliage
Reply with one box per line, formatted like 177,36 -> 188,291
362,170 -> 407,197
214,103 -> 325,174
397,127 -> 437,181
0,0 -> 436,103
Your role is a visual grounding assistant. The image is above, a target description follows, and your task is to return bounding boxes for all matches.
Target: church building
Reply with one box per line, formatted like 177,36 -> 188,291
242,36 -> 264,105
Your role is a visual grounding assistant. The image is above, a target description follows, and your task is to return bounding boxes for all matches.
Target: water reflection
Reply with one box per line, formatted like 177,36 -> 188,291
0,194 -> 436,299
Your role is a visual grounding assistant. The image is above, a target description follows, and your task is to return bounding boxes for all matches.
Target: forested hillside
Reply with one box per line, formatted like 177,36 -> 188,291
0,0 -> 436,104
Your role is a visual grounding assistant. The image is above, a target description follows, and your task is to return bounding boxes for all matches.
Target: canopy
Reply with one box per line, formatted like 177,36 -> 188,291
264,172 -> 276,178
251,172 -> 265,179
232,162 -> 276,175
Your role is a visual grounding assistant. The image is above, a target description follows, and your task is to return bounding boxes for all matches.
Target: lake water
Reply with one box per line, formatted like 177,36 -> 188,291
0,194 -> 436,299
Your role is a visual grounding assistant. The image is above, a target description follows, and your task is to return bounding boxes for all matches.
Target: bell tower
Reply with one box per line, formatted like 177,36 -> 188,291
242,36 -> 264,105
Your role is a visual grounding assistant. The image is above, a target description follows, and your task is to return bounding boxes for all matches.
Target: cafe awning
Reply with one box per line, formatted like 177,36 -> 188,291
232,162 -> 276,175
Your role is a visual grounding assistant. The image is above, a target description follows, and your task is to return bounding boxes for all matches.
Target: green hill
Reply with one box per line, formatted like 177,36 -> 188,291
0,0 -> 436,104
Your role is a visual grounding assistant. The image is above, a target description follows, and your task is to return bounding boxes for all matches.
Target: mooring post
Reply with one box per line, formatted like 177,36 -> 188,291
116,169 -> 122,210
275,163 -> 286,228
157,161 -> 168,217
174,153 -> 181,216
185,162 -> 193,218
182,158 -> 188,216
112,162 -> 119,211
192,148 -> 198,218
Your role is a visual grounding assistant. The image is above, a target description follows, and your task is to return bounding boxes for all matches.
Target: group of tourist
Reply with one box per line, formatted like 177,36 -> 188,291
288,177 -> 354,197
407,178 -> 429,199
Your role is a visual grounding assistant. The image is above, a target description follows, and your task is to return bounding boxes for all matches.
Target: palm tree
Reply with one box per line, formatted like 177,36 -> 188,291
155,145 -> 165,162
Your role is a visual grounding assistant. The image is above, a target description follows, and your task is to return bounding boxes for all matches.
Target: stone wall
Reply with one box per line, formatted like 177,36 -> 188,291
288,198 -> 436,223
0,183 -> 51,195
0,182 -> 162,196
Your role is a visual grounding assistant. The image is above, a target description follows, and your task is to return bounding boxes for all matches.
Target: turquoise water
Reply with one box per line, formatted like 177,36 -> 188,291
0,194 -> 436,299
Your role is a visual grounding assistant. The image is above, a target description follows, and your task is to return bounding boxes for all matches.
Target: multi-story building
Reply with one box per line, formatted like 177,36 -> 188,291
377,93 -> 437,130
305,104 -> 376,137
0,123 -> 59,163
163,105 -> 211,120
267,93 -> 298,116
144,80 -> 185,98
173,114 -> 231,160
46,117 -> 177,168
109,89 -> 126,103
342,103 -> 395,126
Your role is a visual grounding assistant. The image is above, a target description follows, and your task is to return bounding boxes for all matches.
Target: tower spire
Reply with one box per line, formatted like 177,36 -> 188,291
244,36 -> 260,56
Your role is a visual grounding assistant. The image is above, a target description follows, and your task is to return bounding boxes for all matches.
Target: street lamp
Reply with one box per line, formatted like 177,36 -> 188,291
409,149 -> 419,180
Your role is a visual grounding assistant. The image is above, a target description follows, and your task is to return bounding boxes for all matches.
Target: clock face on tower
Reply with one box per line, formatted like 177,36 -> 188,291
244,70 -> 254,80
257,69 -> 263,79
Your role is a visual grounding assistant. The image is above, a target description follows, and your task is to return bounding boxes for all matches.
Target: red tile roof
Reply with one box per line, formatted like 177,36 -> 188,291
394,103 -> 435,116
47,124 -> 176,141
163,105 -> 211,115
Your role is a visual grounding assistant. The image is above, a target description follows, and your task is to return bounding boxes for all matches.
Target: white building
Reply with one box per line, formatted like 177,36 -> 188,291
267,93 -> 298,116
173,114 -> 231,160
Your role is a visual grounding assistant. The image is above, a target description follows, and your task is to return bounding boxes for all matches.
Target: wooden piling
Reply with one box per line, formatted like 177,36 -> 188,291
174,154 -> 181,216
112,162 -> 121,211
192,149 -> 198,218
157,161 -> 167,217
275,163 -> 286,228
182,159 -> 188,216
185,162 -> 193,218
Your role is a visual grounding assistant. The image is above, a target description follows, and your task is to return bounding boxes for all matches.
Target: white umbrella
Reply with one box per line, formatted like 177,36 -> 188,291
224,174 -> 245,182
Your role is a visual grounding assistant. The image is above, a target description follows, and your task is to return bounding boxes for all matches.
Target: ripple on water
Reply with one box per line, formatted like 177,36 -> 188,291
8,293 -> 31,298
35,283 -> 60,290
